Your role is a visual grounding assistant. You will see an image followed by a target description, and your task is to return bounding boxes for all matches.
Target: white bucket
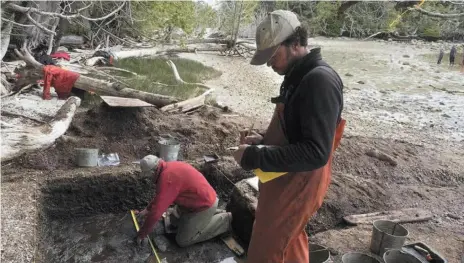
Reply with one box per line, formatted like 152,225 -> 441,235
158,138 -> 180,161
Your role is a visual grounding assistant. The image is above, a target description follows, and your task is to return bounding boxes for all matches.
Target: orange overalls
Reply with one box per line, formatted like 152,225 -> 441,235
247,103 -> 346,263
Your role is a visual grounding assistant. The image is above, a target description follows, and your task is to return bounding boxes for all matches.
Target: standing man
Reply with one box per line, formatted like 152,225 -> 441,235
450,45 -> 456,66
233,10 -> 345,263
135,155 -> 232,247
437,48 -> 444,65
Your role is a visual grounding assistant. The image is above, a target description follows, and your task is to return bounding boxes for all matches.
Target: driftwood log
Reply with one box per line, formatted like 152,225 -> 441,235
1,96 -> 81,162
14,42 -> 178,107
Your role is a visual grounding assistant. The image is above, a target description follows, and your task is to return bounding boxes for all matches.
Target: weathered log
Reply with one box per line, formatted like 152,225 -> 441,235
60,35 -> 85,46
1,96 -> 81,162
73,75 -> 177,107
14,45 -> 178,107
160,89 -> 214,113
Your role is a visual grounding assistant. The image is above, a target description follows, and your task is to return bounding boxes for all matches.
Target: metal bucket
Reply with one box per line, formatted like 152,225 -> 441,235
75,148 -> 98,167
370,220 -> 409,256
342,252 -> 381,263
309,244 -> 330,263
158,137 -> 180,161
384,249 -> 422,263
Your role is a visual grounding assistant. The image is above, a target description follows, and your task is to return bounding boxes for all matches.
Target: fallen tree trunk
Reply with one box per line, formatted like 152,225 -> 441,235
14,43 -> 178,107
73,75 -> 178,107
1,96 -> 81,162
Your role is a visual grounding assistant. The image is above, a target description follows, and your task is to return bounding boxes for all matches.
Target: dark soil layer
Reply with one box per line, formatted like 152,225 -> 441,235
14,103 -> 248,171
41,170 -> 153,219
36,167 -> 237,263
4,101 -> 463,262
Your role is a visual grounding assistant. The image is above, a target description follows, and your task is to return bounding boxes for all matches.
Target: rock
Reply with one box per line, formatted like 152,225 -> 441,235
442,114 -> 451,118
153,235 -> 170,252
365,149 -> 398,166
402,61 -> 410,65
153,220 -> 165,235
388,38 -> 393,42
439,102 -> 445,105
357,81 -> 365,84
447,213 -> 461,220
403,54 -> 410,58
345,73 -> 353,77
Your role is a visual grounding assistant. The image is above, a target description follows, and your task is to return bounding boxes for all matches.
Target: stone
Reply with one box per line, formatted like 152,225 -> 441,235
442,114 -> 451,118
153,235 -> 170,252
403,54 -> 410,58
447,213 -> 461,220
153,220 -> 166,235
403,61 -> 410,65
345,73 -> 353,77
439,102 -> 445,105
357,81 -> 365,84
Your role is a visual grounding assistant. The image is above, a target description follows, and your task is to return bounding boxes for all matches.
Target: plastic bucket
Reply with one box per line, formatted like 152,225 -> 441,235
158,138 -> 180,161
309,244 -> 330,263
384,249 -> 422,263
342,252 -> 381,263
370,220 -> 409,256
75,148 -> 98,167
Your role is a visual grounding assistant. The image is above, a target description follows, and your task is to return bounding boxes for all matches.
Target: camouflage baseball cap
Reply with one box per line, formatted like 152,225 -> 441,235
250,10 -> 301,66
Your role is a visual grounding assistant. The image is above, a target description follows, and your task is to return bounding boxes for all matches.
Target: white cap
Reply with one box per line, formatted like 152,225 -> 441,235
140,155 -> 160,177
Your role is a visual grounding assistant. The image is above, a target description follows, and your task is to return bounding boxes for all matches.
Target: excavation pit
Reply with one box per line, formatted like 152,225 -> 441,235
36,167 -> 239,263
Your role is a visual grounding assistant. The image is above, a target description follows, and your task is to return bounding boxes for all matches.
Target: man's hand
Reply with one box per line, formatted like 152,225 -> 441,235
233,144 -> 249,164
240,130 -> 263,145
135,209 -> 148,221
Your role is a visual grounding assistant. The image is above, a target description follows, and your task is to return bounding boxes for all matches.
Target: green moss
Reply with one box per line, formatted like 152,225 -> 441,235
109,57 -> 221,100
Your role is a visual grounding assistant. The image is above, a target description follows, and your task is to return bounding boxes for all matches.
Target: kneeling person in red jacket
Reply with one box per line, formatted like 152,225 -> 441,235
135,155 -> 232,247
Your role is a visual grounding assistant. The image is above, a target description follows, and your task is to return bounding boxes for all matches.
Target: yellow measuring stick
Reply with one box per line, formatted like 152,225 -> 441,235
130,210 -> 162,263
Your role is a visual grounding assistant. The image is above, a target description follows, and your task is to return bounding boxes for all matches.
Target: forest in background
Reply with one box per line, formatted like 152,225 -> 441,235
1,0 -> 463,62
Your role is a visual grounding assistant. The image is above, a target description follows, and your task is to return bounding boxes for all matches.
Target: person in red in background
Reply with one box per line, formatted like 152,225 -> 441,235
134,155 -> 232,247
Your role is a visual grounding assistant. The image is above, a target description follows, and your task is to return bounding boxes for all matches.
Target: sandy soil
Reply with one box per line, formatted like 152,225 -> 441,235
1,37 -> 463,263
180,37 -> 464,145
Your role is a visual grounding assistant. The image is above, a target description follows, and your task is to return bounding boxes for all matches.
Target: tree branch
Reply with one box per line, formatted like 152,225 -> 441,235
47,17 -> 60,54
26,11 -> 57,35
79,2 -> 125,22
5,2 -> 125,22
1,17 -> 35,27
409,6 -> 464,18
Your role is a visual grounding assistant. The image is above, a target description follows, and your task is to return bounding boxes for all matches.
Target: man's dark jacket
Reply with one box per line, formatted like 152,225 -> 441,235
241,47 -> 344,172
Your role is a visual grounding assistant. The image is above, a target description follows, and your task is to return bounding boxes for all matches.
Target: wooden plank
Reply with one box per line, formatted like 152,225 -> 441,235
100,96 -> 155,107
221,235 -> 245,256
343,208 -> 433,225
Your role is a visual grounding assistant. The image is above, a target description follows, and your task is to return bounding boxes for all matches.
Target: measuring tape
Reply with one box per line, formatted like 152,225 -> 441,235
130,210 -> 162,263
388,0 -> 426,31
